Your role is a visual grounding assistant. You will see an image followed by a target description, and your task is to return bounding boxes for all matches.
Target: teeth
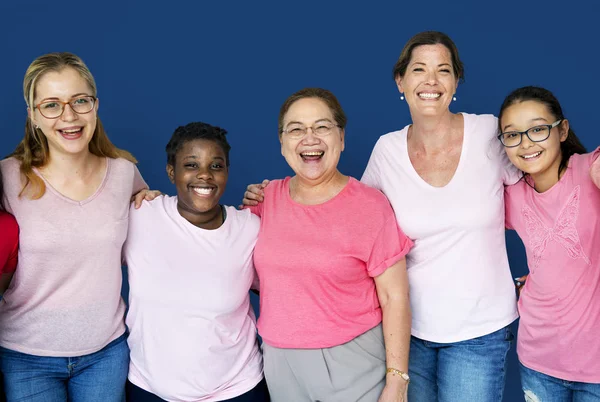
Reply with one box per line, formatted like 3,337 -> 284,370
522,151 -> 542,159
62,129 -> 81,134
301,151 -> 324,156
193,187 -> 213,195
418,93 -> 441,99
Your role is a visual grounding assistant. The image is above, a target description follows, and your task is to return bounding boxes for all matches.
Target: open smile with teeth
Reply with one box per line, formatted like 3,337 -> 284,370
192,186 -> 216,196
418,92 -> 441,99
300,151 -> 324,160
58,127 -> 83,137
521,151 -> 542,159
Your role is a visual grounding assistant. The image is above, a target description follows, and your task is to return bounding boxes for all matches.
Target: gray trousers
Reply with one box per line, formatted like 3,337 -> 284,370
262,324 -> 386,402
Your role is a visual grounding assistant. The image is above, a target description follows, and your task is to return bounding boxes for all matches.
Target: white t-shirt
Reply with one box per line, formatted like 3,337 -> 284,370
123,196 -> 263,402
361,113 -> 519,343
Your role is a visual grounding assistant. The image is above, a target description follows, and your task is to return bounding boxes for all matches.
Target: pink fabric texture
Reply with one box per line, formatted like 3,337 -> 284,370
0,157 -> 147,356
505,147 -> 600,382
249,177 -> 412,349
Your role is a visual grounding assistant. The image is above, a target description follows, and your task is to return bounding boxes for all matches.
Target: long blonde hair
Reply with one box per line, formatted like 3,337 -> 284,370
10,52 -> 136,199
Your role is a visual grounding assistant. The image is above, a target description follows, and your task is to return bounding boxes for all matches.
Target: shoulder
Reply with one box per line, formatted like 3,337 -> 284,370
374,127 -> 408,151
463,113 -> 499,136
0,157 -> 21,176
262,178 -> 287,196
347,178 -> 393,210
109,157 -> 138,174
129,194 -> 172,220
0,211 -> 18,238
569,148 -> 599,169
225,206 -> 261,232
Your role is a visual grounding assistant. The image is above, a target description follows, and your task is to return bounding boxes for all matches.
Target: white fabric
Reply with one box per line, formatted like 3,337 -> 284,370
361,113 -> 519,343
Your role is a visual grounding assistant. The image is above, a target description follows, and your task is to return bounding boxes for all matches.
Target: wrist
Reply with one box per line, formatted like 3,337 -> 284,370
386,367 -> 410,384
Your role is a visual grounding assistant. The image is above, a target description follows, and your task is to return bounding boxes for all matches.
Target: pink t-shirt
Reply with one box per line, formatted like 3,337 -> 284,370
505,148 -> 600,382
123,196 -> 263,402
249,177 -> 413,349
0,157 -> 147,356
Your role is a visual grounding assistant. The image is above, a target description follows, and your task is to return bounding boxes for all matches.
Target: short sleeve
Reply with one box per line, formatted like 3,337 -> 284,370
0,213 -> 19,274
131,164 -> 148,196
361,140 -> 383,191
588,147 -> 600,188
366,214 -> 413,278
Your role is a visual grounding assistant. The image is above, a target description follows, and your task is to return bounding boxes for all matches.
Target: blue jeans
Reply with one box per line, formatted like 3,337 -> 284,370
520,362 -> 600,402
0,333 -> 129,402
408,325 -> 513,402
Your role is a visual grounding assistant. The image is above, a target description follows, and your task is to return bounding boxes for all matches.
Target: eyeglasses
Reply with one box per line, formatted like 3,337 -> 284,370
281,122 -> 341,139
498,120 -> 562,148
34,96 -> 97,119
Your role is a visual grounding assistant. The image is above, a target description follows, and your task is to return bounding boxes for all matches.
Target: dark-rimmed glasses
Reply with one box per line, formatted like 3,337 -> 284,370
281,122 -> 341,139
34,96 -> 97,119
498,120 -> 562,148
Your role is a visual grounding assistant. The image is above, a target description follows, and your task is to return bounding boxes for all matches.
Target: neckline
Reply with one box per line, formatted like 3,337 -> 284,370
283,176 -> 353,207
402,112 -> 468,190
170,196 -> 231,232
33,158 -> 111,206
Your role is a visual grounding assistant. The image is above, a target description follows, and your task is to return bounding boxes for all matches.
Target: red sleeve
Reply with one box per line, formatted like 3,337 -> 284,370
0,212 -> 19,274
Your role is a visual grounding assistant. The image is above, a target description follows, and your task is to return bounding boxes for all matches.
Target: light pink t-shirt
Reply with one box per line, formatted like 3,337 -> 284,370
505,148 -> 600,382
0,157 -> 147,356
249,177 -> 413,349
124,196 -> 263,402
361,113 -> 520,343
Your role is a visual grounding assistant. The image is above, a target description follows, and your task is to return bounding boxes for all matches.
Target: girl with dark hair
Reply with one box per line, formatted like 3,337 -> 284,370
122,122 -> 269,402
499,86 -> 600,401
0,170 -> 18,294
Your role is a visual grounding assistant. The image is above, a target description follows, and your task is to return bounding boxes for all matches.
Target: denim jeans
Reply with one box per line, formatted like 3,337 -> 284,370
520,362 -> 600,402
0,332 -> 129,402
407,325 -> 514,402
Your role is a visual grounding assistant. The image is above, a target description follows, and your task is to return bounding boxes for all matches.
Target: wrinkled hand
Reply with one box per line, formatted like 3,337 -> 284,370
238,179 -> 270,209
131,189 -> 162,209
378,383 -> 408,402
514,275 -> 528,296
591,157 -> 600,189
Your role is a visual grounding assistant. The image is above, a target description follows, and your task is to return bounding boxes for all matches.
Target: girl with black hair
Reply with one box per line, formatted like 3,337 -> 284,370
499,86 -> 600,401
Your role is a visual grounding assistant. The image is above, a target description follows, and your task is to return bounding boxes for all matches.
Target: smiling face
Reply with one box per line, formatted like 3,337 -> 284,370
167,139 -> 228,227
29,67 -> 98,157
501,100 -> 568,184
280,97 -> 345,184
396,44 -> 458,117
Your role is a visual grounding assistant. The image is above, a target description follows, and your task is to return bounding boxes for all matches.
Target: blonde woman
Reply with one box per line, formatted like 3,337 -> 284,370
0,52 -> 155,402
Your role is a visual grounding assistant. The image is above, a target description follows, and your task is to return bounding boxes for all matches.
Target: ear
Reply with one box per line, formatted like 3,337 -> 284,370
166,164 -> 175,183
340,129 -> 345,152
27,107 -> 36,126
95,97 -> 100,113
395,75 -> 404,94
279,135 -> 284,156
559,119 -> 570,142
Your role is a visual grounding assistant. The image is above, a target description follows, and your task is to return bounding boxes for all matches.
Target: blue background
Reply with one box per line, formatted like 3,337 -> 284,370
1,1 -> 597,400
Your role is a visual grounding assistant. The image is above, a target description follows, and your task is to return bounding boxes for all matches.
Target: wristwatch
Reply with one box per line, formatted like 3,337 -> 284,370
386,367 -> 410,383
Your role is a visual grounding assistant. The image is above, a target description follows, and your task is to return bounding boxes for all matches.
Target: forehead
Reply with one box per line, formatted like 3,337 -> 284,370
177,138 -> 226,157
501,100 -> 554,129
410,44 -> 452,63
35,68 -> 92,100
284,97 -> 334,124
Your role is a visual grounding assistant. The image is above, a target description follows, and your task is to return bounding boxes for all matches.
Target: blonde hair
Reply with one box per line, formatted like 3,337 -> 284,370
10,52 -> 136,199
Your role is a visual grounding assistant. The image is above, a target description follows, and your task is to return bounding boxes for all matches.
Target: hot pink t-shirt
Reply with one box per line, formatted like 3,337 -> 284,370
505,148 -> 600,382
0,157 -> 147,356
123,197 -> 263,402
249,177 -> 413,349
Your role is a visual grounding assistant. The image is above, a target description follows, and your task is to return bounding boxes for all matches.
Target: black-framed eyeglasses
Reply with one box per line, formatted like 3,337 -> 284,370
34,95 -> 97,119
281,122 -> 341,139
498,120 -> 562,148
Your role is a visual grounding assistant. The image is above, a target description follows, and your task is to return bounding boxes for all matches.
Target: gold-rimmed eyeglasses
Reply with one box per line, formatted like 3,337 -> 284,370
34,95 -> 97,119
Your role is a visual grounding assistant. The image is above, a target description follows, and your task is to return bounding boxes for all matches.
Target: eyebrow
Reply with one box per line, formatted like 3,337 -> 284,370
286,118 -> 334,126
181,155 -> 226,161
39,93 -> 91,102
502,117 -> 549,131
409,62 -> 452,68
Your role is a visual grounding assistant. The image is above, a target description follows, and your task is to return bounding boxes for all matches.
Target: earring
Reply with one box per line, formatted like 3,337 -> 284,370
35,125 -> 39,129
400,95 -> 405,101
453,96 -> 457,101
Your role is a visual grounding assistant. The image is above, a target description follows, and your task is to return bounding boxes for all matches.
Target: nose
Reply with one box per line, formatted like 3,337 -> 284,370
301,128 -> 320,145
520,133 -> 535,148
60,103 -> 77,122
195,166 -> 214,179
425,70 -> 438,85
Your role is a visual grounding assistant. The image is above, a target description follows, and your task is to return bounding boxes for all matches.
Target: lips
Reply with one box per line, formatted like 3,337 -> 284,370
300,151 -> 324,162
520,151 -> 543,160
191,185 -> 217,197
57,126 -> 84,140
417,92 -> 441,100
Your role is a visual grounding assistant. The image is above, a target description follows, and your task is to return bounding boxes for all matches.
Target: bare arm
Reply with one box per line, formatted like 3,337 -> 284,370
375,257 -> 411,402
